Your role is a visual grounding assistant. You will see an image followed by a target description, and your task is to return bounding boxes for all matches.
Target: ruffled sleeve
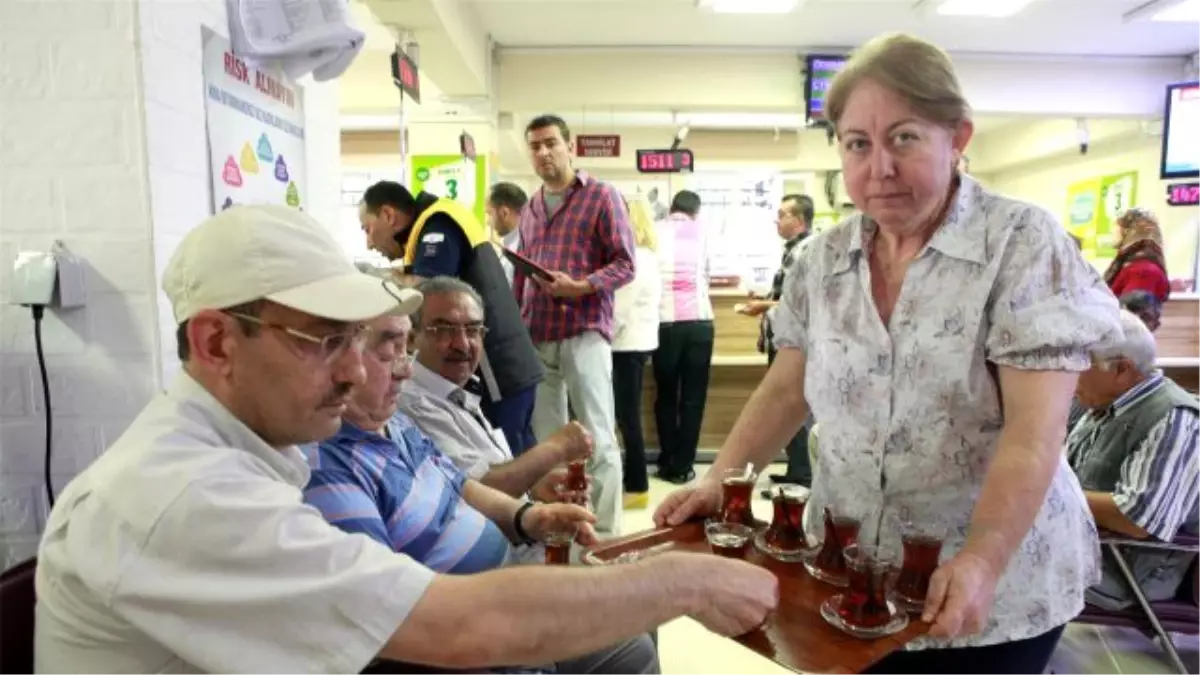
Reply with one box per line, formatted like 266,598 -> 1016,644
770,240 -> 815,353
986,206 -> 1122,371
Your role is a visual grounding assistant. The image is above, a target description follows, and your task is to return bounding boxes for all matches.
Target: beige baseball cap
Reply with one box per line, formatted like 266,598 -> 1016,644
163,205 -> 422,324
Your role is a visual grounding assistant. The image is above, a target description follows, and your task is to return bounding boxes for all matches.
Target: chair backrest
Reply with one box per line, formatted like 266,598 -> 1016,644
0,557 -> 37,674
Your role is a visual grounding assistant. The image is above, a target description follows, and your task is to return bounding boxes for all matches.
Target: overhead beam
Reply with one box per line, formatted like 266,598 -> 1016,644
497,49 -> 1185,118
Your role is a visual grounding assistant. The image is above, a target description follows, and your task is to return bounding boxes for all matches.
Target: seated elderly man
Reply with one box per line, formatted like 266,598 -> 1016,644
1068,309 -> 1199,611
34,206 -> 777,674
1068,290 -> 1169,432
399,276 -> 590,501
305,309 -> 657,673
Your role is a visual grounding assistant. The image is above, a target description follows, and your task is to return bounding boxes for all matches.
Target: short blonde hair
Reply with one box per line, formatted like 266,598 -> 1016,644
626,196 -> 658,251
825,33 -> 970,130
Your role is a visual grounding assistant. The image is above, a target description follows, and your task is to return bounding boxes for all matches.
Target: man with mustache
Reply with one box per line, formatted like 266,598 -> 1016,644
306,309 -> 660,672
360,180 -> 544,458
398,277 -> 592,503
516,114 -> 635,537
34,206 -> 778,673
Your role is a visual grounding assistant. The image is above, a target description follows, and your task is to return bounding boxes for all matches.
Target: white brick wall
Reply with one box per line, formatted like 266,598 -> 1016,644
0,0 -> 157,570
0,0 -> 345,570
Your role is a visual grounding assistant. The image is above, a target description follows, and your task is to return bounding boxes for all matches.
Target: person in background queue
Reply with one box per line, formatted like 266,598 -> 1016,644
487,182 -> 529,287
737,193 -> 816,490
513,114 -> 636,538
653,190 -> 715,486
1104,207 -> 1171,303
359,181 -> 544,456
612,195 -> 662,509
656,33 -> 1123,673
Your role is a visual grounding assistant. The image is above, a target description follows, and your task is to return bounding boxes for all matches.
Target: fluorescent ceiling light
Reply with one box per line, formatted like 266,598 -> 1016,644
934,0 -> 1035,17
1151,0 -> 1200,21
700,0 -> 800,14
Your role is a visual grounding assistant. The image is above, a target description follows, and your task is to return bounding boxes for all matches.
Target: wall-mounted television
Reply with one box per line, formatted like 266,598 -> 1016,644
804,54 -> 848,125
1160,80 -> 1199,180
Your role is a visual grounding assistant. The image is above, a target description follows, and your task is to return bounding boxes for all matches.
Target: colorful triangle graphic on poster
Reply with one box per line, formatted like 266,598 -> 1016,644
221,197 -> 234,211
274,154 -> 289,182
256,133 -> 274,162
240,142 -> 260,174
222,156 -> 243,187
285,181 -> 300,207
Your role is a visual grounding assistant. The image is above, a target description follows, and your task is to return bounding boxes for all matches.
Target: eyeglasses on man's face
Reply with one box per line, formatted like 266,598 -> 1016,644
226,312 -> 369,364
421,322 -> 488,341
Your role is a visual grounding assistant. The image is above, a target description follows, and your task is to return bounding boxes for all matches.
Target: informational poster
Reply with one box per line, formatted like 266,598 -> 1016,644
202,27 -> 307,214
410,155 -> 487,224
1065,171 -> 1138,260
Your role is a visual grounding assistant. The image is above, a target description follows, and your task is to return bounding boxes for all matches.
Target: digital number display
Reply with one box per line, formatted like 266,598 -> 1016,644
390,49 -> 421,104
1167,182 -> 1200,206
635,149 -> 694,174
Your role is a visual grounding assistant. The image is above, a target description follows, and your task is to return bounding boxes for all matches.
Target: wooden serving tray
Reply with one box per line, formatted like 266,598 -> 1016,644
582,522 -> 928,674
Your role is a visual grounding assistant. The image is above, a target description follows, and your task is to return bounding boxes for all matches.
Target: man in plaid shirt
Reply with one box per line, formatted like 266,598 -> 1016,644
513,114 -> 636,537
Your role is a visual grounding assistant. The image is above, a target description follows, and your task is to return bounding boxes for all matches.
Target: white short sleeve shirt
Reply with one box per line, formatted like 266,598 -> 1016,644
34,373 -> 436,673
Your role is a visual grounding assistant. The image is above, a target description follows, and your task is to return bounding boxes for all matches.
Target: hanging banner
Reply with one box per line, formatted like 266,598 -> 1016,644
1065,170 -> 1138,260
411,155 -> 488,224
202,27 -> 307,213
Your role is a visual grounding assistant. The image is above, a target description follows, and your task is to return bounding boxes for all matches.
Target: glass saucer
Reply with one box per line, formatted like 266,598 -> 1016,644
803,559 -> 849,587
820,595 -> 909,639
894,592 -> 926,615
754,531 -> 818,563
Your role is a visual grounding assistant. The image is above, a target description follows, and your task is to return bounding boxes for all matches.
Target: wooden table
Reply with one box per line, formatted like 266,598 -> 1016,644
584,521 -> 928,674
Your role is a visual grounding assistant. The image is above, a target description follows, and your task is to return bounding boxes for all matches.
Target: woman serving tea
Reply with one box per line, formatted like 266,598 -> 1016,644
654,33 -> 1122,672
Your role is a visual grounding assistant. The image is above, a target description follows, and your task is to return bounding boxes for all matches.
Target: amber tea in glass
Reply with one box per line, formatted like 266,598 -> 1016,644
719,468 -> 758,526
895,519 -> 946,610
813,507 -> 861,582
838,544 -> 899,628
764,485 -> 809,552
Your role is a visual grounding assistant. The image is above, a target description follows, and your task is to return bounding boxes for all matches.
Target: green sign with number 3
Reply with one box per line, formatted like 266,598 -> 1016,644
410,155 -> 487,224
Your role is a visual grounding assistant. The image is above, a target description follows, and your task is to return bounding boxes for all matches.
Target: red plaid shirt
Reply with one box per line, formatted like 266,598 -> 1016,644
514,170 -> 635,343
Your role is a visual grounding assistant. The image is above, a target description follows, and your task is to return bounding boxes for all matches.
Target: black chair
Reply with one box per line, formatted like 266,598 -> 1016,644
0,557 -> 37,674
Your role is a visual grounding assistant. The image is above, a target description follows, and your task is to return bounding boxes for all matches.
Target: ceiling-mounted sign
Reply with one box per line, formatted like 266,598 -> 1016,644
460,131 -> 477,161
1167,182 -> 1199,206
390,49 -> 421,103
576,134 -> 621,158
635,148 -> 694,174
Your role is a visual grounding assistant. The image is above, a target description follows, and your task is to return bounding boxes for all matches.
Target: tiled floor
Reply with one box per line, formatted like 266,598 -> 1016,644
622,463 -> 1199,674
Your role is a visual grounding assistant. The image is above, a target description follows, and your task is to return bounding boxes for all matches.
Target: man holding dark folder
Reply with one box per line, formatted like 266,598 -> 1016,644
513,114 -> 637,538
359,180 -> 544,455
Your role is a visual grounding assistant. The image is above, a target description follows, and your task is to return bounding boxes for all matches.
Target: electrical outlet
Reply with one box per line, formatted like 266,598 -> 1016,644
8,241 -> 87,308
11,251 -> 58,306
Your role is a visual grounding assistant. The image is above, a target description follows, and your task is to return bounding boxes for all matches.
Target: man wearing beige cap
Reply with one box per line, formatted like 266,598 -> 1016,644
33,205 -> 778,674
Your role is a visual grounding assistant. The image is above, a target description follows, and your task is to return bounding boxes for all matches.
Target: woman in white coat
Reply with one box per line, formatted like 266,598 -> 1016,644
612,195 -> 662,509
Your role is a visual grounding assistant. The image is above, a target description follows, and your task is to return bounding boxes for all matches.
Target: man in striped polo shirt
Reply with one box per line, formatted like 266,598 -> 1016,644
303,311 -> 662,672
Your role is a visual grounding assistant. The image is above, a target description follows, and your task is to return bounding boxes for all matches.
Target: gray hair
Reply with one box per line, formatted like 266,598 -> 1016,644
412,276 -> 484,327
1091,309 -> 1157,375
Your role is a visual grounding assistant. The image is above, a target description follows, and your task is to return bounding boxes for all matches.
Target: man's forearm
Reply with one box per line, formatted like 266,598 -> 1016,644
480,443 -> 563,498
962,428 -> 1060,571
382,553 -> 700,669
462,480 -> 522,541
711,348 -> 809,477
587,257 -> 634,294
1086,491 -> 1151,539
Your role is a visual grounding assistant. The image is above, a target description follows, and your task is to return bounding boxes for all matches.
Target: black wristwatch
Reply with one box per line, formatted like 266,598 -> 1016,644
512,501 -> 537,546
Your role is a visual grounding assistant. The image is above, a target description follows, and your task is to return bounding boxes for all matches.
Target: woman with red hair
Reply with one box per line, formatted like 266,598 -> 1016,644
1104,208 -> 1170,302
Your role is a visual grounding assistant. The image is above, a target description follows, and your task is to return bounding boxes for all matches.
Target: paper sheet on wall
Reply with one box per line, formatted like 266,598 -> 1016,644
227,0 -> 365,81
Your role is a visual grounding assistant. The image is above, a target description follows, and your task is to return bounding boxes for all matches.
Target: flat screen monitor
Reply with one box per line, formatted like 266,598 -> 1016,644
1160,81 -> 1199,180
805,54 -> 848,124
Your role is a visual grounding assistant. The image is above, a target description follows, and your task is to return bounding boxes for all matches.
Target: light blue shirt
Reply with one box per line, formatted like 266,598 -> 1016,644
500,228 -> 521,286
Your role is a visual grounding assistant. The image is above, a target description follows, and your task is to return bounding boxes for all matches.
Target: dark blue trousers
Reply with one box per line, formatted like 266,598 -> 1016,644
481,385 -> 538,456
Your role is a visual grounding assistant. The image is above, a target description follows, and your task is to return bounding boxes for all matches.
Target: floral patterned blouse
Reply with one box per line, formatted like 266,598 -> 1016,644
774,175 -> 1123,649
